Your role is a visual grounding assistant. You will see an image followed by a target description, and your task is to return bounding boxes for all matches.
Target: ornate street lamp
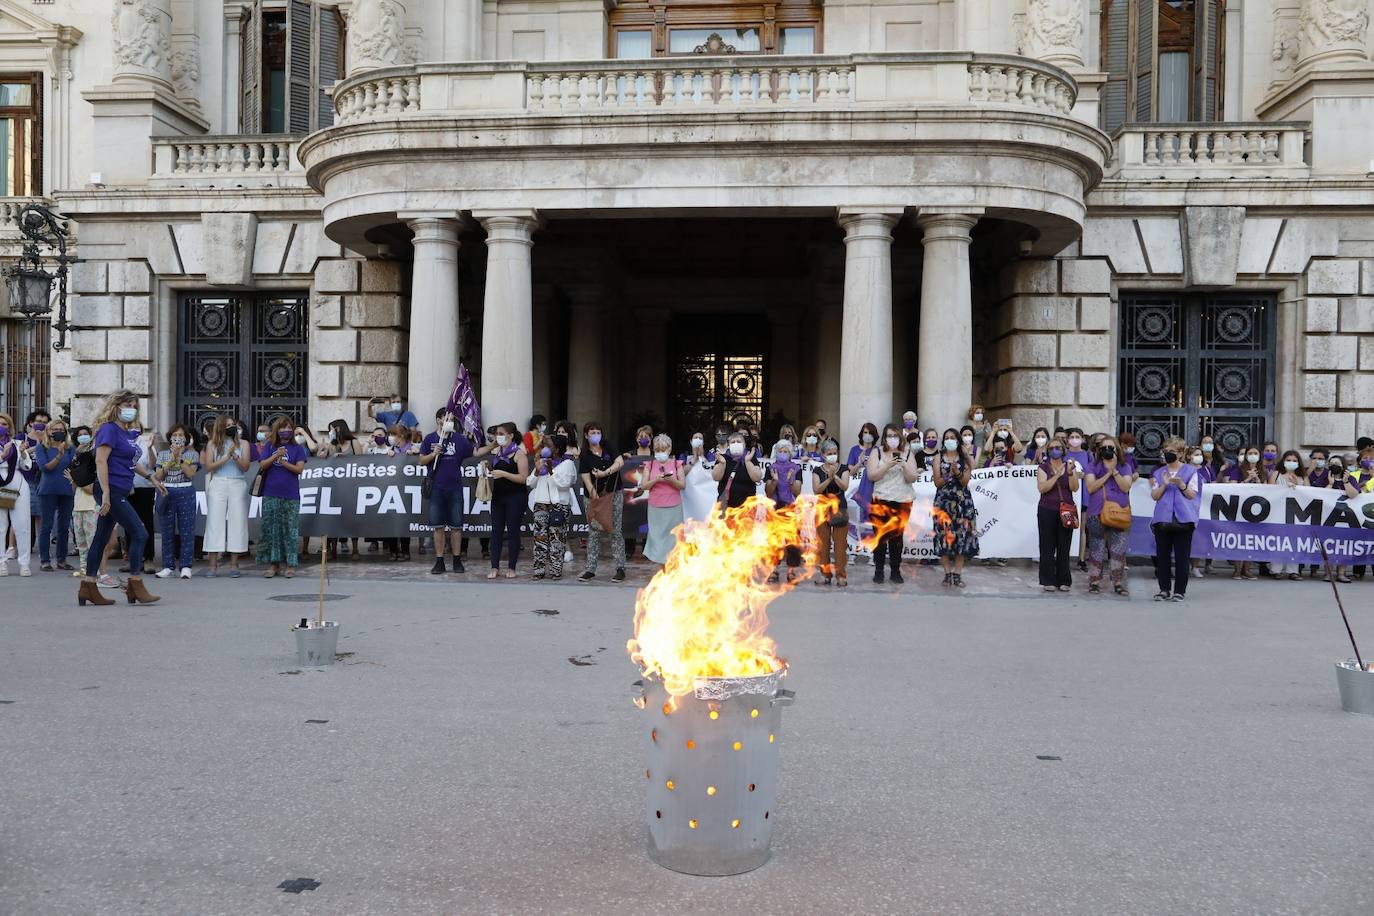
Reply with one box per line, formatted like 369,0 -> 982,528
4,202 -> 72,350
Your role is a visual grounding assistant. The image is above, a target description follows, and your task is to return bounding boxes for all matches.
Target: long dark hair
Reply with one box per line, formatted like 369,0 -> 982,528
941,427 -> 971,470
329,418 -> 356,444
857,422 -> 879,449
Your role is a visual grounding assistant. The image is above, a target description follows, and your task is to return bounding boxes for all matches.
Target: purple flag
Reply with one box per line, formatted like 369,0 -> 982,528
445,363 -> 483,444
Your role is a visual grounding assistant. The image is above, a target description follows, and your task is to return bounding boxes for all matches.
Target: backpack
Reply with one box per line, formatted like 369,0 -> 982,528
69,449 -> 96,488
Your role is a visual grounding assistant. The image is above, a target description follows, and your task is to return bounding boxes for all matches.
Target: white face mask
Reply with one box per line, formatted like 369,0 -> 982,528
728,442 -> 744,457
442,421 -> 455,434
944,439 -> 958,451
1125,446 -> 1135,454
805,435 -> 818,445
1283,460 -> 1299,472
824,453 -> 838,464
1034,436 -> 1047,447
170,437 -> 185,447
1202,442 -> 1214,453
1191,454 -> 1205,465
861,433 -> 874,445
329,430 -> 338,443
690,437 -> 703,448
389,436 -> 401,447
961,434 -> 974,444
1315,459 -> 1327,469
390,402 -> 402,412
496,435 -> 510,447
295,434 -> 307,446
654,451 -> 670,462
1246,453 -> 1260,464
973,412 -> 984,422
886,436 -> 901,450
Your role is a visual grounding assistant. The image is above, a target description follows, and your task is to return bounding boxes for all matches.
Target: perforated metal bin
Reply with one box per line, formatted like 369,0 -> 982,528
1335,660 -> 1374,715
292,621 -> 339,667
632,670 -> 795,876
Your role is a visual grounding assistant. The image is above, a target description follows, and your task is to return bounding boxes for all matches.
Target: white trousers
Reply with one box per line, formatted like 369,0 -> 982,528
0,476 -> 32,571
203,476 -> 248,554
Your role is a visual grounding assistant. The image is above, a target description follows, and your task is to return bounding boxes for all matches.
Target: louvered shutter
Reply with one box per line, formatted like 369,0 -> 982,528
241,0 -> 263,133
1192,0 -> 1223,121
1101,0 -> 1130,133
1132,0 -> 1157,123
315,4 -> 344,130
286,0 -> 313,133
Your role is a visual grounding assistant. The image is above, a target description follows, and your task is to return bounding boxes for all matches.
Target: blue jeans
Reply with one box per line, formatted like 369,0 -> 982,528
157,487 -> 197,570
38,492 -> 73,564
86,487 -> 147,577
489,491 -> 526,570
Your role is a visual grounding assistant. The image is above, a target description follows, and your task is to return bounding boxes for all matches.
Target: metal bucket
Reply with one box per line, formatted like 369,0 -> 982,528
1335,660 -> 1374,715
633,670 -> 795,876
293,621 -> 339,667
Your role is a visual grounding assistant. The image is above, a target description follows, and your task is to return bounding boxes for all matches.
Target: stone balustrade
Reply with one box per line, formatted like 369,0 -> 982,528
150,135 -> 306,187
328,52 -> 1079,123
1110,123 -> 1311,179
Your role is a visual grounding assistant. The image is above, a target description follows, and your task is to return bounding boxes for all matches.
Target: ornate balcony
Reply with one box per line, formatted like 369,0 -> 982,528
150,135 -> 308,189
1108,123 -> 1311,180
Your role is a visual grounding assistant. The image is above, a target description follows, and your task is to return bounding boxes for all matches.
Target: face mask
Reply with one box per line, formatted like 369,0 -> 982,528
1034,436 -> 1047,448
390,402 -> 402,412
586,433 -> 601,446
374,433 -> 388,445
77,434 -> 91,446
824,453 -> 838,464
278,430 -> 292,440
33,423 -> 46,433
441,421 -> 454,434
817,429 -> 827,439
1048,448 -> 1064,460
903,419 -> 915,430
1331,462 -> 1344,473
1263,451 -> 1277,461
961,434 -> 974,445
171,437 -> 186,447
1202,443 -> 1214,453
1282,460 -> 1299,472
886,437 -> 901,450
638,437 -> 650,447
1314,459 -> 1327,470
994,445 -> 1006,455
538,424 -> 547,434
257,431 -> 268,442
1125,446 -> 1135,454
1246,453 -> 1259,464
690,437 -> 703,449
995,432 -> 1009,441
496,435 -> 510,447
652,451 -> 669,462
1068,437 -> 1083,449
777,451 -> 792,463
0,427 -> 9,441
329,430 -> 338,443
1162,451 -> 1178,464
973,413 -> 984,422
1100,446 -> 1115,458
1362,459 -> 1374,471
805,435 -> 818,445
295,435 -> 307,446
1191,454 -> 1205,465
861,433 -> 874,445
119,407 -> 138,423
227,427 -> 239,438
729,442 -> 744,457
944,439 -> 958,451
539,447 -> 551,459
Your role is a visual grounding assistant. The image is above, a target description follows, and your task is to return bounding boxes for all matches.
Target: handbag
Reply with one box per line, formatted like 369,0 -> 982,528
588,491 -> 614,532
548,505 -> 569,528
0,486 -> 17,511
474,464 -> 493,503
1100,499 -> 1132,530
1059,501 -> 1079,529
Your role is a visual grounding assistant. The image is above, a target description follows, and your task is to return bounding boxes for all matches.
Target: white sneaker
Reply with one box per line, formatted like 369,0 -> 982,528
0,562 -> 8,577
564,550 -> 574,564
3,547 -> 14,560
18,566 -> 30,577
179,567 -> 191,579
155,568 -> 174,579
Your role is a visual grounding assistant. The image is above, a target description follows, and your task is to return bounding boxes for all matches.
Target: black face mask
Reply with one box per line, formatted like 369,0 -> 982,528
50,432 -> 67,442
1099,446 -> 1115,459
1162,450 -> 1178,464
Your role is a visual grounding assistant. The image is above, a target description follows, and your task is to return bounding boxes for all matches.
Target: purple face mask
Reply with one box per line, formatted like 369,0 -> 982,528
278,429 -> 292,440
588,433 -> 602,446
1048,448 -> 1064,460
903,420 -> 915,430
32,423 -> 46,433
540,447 -> 551,458
924,438 -> 937,449
1362,459 -> 1374,471
638,437 -> 650,447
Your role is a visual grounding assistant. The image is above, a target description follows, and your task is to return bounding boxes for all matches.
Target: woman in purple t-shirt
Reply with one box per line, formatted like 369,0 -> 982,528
1149,436 -> 1201,601
255,417 -> 309,578
77,391 -> 160,606
1083,436 -> 1136,597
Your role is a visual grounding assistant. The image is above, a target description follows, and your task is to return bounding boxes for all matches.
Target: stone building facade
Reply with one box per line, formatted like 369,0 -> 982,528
0,0 -> 1371,461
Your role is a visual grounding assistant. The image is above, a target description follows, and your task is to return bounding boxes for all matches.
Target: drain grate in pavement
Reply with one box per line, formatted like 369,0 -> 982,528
278,878 -> 321,894
270,593 -> 350,602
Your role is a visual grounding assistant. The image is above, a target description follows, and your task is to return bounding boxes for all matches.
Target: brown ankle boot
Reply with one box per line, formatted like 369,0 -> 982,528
126,576 -> 161,605
77,579 -> 115,607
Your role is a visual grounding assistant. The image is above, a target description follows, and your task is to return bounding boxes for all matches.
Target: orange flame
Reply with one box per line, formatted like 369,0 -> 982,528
628,494 -> 840,699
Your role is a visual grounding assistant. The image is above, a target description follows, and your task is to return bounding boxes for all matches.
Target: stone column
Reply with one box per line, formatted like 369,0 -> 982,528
916,209 -> 982,431
566,293 -> 606,424
348,0 -> 409,76
1298,0 -> 1370,70
401,213 -> 462,418
837,208 -> 903,441
1023,0 -> 1085,69
112,0 -> 174,90
767,308 -> 801,424
476,209 -> 539,427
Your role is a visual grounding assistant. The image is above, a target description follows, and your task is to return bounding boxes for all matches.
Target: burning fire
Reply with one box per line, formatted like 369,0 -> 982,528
628,495 -> 838,700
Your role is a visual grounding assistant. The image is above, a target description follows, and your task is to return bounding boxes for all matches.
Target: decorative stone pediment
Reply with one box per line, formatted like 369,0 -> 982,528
0,0 -> 82,70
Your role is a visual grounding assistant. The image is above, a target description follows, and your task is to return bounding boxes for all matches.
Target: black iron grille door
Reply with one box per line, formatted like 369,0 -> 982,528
178,293 -> 309,432
1117,291 -> 1276,462
673,353 -> 767,440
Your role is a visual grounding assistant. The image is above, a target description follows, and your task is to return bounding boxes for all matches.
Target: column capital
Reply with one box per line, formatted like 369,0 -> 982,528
915,208 -> 982,241
473,209 -> 541,243
401,212 -> 462,242
836,207 -> 904,239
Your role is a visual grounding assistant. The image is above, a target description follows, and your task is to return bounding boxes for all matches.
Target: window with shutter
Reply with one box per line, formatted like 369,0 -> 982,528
241,1 -> 346,135
1192,0 -> 1223,122
241,0 -> 263,133
1100,0 -> 1224,131
1101,0 -> 1130,133
1132,0 -> 1156,123
286,0 -> 313,133
315,5 -> 344,129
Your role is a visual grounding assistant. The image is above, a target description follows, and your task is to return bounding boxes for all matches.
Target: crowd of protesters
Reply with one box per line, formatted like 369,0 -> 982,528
5,391 -> 1373,606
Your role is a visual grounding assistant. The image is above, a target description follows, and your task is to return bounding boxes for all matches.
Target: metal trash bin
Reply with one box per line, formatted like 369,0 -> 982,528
1335,660 -> 1374,716
633,670 -> 795,876
293,621 -> 339,668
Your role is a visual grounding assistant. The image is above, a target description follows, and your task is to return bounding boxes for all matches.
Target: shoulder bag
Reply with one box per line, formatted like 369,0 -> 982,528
474,461 -> 493,503
1100,497 -> 1132,530
1056,471 -> 1078,529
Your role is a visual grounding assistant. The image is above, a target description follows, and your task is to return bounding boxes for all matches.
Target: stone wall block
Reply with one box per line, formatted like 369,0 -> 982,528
315,259 -> 361,294
1060,259 -> 1111,295
123,296 -> 151,327
1058,334 -> 1110,369
73,363 -> 121,396
1078,371 -> 1109,406
345,293 -> 404,328
1000,369 -> 1075,405
202,213 -> 258,286
1305,374 -> 1338,409
310,364 -> 342,398
1005,259 -> 1058,295
109,261 -> 151,295
1303,411 -> 1356,447
1359,414 -> 1374,442
1338,374 -> 1374,409
1305,297 -> 1338,333
106,329 -> 151,362
1361,338 -> 1374,371
358,328 -> 405,363
1362,260 -> 1374,295
1079,296 -> 1112,331
314,329 -> 359,362
1006,407 -> 1056,436
72,330 -> 107,362
1308,260 -> 1360,295
71,261 -> 108,295
122,363 -> 150,394
1339,298 -> 1374,333
312,294 -> 343,328
342,363 -> 403,398
1010,297 -> 1078,332
361,259 -> 404,294
1305,336 -> 1357,371
1058,407 -> 1111,434
70,396 -> 106,424
79,295 -> 124,327
998,333 -> 1058,368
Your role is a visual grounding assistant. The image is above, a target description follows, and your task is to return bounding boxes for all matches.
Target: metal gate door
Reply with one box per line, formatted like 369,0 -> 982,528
1117,291 -> 1275,462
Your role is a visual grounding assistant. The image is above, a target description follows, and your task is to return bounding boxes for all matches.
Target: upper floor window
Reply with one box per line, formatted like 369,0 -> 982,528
0,74 -> 40,197
1101,0 -> 1223,134
610,0 -> 821,58
241,0 -> 344,134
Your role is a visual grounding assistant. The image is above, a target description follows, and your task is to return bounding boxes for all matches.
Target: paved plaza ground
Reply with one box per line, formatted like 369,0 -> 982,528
2,558 -> 1372,915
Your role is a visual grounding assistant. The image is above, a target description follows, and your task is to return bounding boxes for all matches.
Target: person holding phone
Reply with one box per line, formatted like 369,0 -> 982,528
1149,436 -> 1200,601
34,418 -> 76,572
152,423 -> 200,580
1036,436 -> 1081,592
527,433 -> 577,579
866,424 -> 919,585
812,439 -> 851,587
933,428 -> 978,588
578,421 -> 625,582
641,434 -> 685,567
255,417 -> 309,578
1224,444 -> 1265,580
712,430 -> 765,512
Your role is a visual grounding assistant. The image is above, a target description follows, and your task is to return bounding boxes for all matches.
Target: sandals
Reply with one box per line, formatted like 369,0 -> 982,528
1088,584 -> 1101,595
1114,585 -> 1130,597
836,577 -> 848,588
503,569 -> 516,579
487,569 -> 499,580
952,574 -> 966,589
284,568 -> 295,579
941,573 -> 953,587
